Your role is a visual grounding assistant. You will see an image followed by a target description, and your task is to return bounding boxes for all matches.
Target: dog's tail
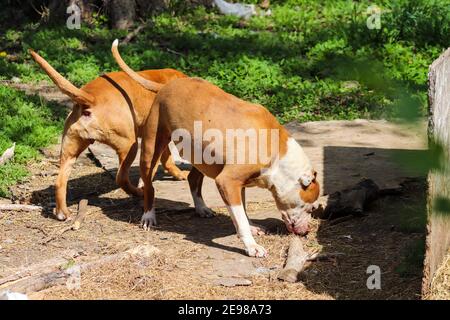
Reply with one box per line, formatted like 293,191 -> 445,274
111,39 -> 163,93
28,49 -> 94,105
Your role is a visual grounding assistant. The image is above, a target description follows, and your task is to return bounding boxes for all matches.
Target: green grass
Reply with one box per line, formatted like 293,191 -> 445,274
0,85 -> 64,197
0,1 -> 448,123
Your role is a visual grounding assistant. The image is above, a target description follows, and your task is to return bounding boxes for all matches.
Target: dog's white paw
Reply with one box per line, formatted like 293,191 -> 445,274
195,206 -> 215,218
250,224 -> 267,236
245,243 -> 267,258
141,209 -> 157,231
55,212 -> 67,221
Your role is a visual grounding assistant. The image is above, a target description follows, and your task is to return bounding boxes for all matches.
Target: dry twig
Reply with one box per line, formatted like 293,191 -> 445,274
0,204 -> 43,212
40,199 -> 89,244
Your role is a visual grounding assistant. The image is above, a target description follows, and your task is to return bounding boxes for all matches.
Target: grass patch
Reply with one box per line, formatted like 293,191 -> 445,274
0,1 -> 448,194
0,85 -> 64,197
0,1 -> 448,123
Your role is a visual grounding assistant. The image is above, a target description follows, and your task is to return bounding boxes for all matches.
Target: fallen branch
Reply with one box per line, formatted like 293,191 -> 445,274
313,179 -> 410,220
0,250 -> 80,287
72,199 -> 88,230
0,143 -> 15,166
277,237 -> 308,283
313,179 -> 380,220
0,244 -> 160,294
0,204 -> 43,212
40,199 -> 89,244
307,252 -> 345,262
277,238 -> 345,283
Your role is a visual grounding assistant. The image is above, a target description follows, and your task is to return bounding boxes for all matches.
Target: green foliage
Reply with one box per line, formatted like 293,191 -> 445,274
0,0 -> 448,195
0,85 -> 63,197
0,0 -> 446,123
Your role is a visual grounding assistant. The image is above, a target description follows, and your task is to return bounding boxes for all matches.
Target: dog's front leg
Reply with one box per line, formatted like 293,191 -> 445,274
241,188 -> 266,236
55,136 -> 90,221
216,176 -> 267,258
140,150 -> 158,231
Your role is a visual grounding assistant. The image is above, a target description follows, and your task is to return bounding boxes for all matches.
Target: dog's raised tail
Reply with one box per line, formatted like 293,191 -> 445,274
29,49 -> 94,105
111,39 -> 163,92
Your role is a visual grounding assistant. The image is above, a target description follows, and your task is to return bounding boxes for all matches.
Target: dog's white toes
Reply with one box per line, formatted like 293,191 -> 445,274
55,212 -> 67,221
250,224 -> 267,236
245,244 -> 268,258
141,209 -> 157,231
196,206 -> 215,218
54,209 -> 69,221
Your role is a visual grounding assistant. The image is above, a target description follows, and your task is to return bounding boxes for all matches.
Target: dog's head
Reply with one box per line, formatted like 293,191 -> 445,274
278,170 -> 320,236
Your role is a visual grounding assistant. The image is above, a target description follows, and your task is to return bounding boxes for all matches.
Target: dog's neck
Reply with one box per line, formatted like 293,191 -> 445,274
258,137 -> 312,205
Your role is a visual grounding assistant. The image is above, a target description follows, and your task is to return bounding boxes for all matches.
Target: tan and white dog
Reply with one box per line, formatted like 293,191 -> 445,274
112,40 -> 320,257
29,50 -> 189,221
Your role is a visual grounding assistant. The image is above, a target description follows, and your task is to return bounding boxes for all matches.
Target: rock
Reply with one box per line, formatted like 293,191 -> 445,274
254,266 -> 271,274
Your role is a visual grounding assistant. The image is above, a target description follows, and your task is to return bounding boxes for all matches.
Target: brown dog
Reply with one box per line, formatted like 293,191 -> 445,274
29,50 -> 188,221
112,40 -> 320,257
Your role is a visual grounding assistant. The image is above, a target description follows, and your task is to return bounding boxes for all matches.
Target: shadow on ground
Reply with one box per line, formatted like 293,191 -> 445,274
301,146 -> 427,299
29,144 -> 427,299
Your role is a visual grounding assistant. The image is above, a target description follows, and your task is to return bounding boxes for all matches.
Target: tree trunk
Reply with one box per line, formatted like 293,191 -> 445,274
108,0 -> 136,30
423,47 -> 450,296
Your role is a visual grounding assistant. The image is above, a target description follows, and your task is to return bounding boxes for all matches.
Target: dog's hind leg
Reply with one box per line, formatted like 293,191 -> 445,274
188,167 -> 215,218
160,146 -> 189,181
55,135 -> 90,221
116,141 -> 143,197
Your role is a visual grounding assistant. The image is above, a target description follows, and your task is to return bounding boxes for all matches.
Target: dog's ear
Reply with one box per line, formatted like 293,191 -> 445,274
299,170 -> 318,188
299,174 -> 312,188
29,49 -> 94,106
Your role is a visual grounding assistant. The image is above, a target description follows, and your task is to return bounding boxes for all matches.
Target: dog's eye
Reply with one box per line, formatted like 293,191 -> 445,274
82,110 -> 91,117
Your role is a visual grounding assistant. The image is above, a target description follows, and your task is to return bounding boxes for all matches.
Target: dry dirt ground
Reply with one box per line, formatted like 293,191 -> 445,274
0,81 -> 432,299
0,121 -> 429,300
